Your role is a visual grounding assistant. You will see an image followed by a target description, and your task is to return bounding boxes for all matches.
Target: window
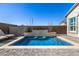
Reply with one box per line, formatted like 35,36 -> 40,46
69,17 -> 77,32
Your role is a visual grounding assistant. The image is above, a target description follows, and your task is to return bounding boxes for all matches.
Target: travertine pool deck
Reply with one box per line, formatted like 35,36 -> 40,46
0,35 -> 79,56
0,48 -> 79,56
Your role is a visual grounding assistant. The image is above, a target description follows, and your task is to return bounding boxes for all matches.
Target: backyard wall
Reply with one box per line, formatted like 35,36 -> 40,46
9,26 -> 26,36
51,26 -> 67,34
0,23 -> 67,35
25,26 -> 67,34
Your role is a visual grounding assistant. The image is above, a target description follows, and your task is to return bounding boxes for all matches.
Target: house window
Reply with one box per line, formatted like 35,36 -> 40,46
69,17 -> 77,32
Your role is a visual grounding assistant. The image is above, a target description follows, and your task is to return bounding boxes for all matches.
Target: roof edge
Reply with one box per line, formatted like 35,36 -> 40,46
65,3 -> 79,17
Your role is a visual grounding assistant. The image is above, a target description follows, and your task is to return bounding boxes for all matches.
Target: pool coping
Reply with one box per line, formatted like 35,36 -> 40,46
1,36 -> 79,49
57,36 -> 79,46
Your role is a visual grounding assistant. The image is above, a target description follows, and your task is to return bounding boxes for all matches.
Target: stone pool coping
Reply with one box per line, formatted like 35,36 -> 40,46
1,36 -> 79,49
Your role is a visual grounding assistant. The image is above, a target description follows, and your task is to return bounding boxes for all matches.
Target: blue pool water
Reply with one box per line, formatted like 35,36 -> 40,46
11,36 -> 72,46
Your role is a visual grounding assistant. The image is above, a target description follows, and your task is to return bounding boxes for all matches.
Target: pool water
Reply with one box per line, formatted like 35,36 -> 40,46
11,36 -> 72,46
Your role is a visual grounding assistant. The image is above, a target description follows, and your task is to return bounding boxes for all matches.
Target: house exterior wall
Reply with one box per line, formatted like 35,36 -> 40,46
67,5 -> 79,37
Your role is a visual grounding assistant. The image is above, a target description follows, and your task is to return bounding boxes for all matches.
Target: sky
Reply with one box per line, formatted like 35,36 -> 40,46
0,3 -> 74,26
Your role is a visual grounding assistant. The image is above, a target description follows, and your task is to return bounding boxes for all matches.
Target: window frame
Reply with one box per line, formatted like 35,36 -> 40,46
69,17 -> 77,33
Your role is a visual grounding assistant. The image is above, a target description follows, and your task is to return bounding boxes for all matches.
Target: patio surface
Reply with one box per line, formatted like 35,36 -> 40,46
0,37 -> 17,46
0,48 -> 79,56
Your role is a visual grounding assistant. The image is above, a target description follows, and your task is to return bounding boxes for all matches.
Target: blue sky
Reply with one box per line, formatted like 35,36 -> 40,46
0,3 -> 74,25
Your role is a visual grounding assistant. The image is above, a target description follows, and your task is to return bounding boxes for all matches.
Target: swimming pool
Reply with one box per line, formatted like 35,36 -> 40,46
11,36 -> 72,46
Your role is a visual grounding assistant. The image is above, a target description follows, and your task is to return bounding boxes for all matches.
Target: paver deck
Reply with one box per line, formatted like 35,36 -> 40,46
0,48 -> 79,56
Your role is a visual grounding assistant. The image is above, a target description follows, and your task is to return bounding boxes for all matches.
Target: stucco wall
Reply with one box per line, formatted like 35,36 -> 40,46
67,5 -> 79,37
9,26 -> 25,36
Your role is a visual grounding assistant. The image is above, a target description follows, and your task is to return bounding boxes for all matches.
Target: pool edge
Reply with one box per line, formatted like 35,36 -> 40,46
1,36 -> 79,49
